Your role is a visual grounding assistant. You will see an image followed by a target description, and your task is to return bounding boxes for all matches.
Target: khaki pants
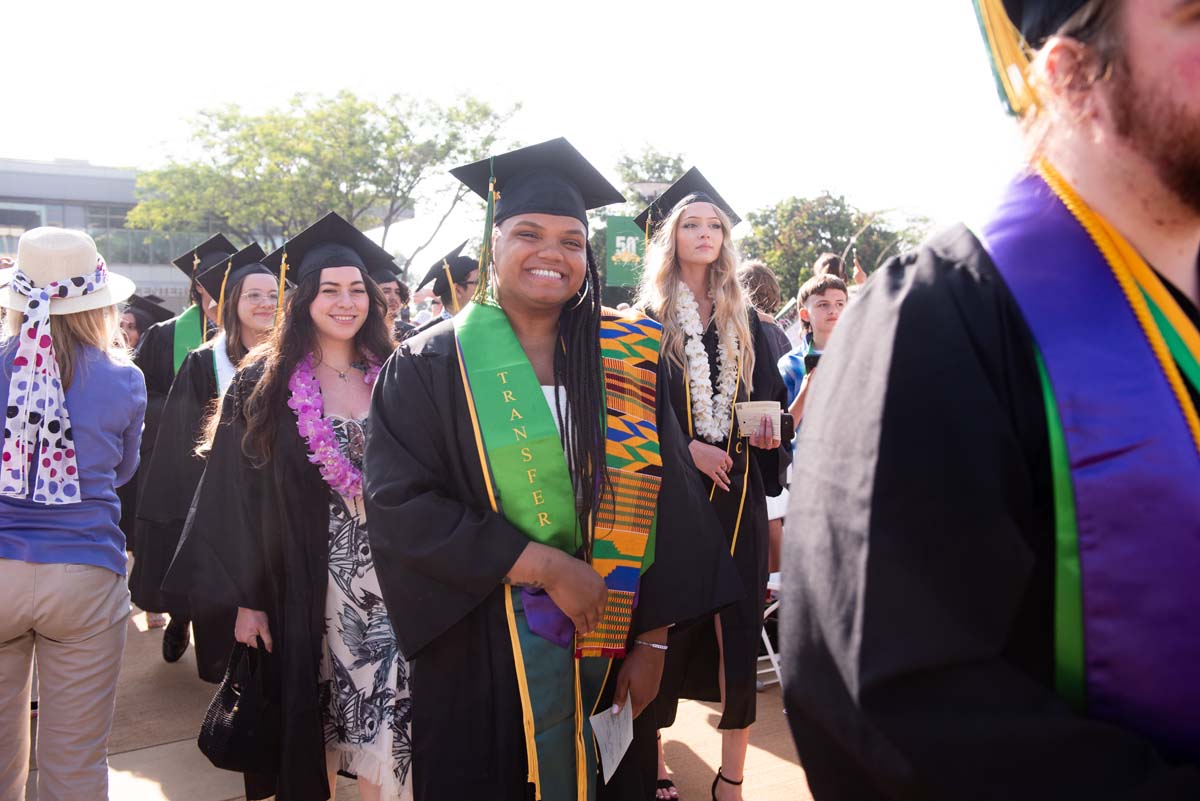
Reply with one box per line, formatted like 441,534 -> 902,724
0,559 -> 129,801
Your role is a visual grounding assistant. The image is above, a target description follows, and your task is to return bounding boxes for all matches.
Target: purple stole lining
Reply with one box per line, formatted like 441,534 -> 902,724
980,172 -> 1200,761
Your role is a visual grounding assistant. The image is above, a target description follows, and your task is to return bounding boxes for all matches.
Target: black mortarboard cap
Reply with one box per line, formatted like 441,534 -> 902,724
633,167 -> 741,234
170,233 -> 237,280
125,294 -> 174,327
370,260 -> 403,286
195,243 -> 267,301
263,212 -> 395,284
451,138 -> 624,228
416,241 -> 477,296
1002,0 -> 1087,44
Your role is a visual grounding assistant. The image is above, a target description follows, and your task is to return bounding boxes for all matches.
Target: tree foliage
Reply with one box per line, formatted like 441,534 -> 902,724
127,91 -> 517,265
738,192 -> 930,300
591,146 -> 686,301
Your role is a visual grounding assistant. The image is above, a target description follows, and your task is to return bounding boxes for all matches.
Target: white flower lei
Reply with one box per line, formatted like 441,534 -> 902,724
676,283 -> 739,443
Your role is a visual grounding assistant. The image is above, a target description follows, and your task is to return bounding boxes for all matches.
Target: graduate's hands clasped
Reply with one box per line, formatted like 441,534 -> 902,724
690,439 -> 733,491
235,607 -> 272,652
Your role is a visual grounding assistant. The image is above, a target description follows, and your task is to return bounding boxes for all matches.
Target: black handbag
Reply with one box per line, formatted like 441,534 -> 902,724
197,641 -> 280,773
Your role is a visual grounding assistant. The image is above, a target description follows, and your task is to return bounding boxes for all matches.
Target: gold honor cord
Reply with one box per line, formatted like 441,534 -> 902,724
276,251 -> 289,319
1038,159 -> 1200,455
216,259 -> 232,331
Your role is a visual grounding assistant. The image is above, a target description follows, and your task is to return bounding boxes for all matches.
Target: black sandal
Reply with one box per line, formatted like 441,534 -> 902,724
711,767 -> 743,800
656,778 -> 679,800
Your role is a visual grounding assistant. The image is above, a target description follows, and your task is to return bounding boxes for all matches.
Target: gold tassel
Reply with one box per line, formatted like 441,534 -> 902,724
973,0 -> 1038,117
276,250 -> 289,319
444,261 -> 460,314
216,259 -> 233,330
474,161 -> 497,305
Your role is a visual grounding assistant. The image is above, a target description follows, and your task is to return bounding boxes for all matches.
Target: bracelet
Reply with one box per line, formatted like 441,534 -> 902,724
634,639 -> 668,652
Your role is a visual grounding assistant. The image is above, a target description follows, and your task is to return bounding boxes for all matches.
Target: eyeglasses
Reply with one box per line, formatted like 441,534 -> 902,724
241,291 -> 280,306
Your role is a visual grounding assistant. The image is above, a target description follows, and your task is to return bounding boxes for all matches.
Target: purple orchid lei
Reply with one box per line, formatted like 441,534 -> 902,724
286,353 -> 382,498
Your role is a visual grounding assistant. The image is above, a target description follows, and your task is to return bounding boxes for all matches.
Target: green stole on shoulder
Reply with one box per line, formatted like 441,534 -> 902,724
455,301 -> 663,801
172,305 -> 204,374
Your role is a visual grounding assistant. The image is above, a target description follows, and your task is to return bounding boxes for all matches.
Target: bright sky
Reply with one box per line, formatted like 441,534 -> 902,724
6,0 -> 1025,259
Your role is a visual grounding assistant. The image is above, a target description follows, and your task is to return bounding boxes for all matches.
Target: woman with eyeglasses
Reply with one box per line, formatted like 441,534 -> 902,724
129,244 -> 279,682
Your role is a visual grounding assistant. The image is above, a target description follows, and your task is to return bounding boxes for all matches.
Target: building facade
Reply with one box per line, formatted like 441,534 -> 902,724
0,158 -> 210,311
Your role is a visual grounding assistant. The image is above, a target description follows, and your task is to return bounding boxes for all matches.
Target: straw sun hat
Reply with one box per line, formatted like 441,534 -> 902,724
0,227 -> 134,315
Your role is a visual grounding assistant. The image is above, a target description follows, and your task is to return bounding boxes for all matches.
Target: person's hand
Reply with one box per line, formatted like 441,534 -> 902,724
235,607 -> 272,652
611,628 -> 669,719
689,439 -> 733,491
544,551 -> 608,637
748,414 -> 781,451
789,370 -> 815,422
853,257 -> 867,286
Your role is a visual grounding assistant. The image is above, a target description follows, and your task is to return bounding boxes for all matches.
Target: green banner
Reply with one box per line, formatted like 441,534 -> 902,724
605,216 -> 645,288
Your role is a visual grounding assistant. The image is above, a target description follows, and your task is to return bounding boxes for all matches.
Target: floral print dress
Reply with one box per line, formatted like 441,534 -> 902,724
319,415 -> 412,800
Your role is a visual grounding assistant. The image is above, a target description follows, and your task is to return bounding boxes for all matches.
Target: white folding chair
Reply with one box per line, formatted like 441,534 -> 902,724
757,572 -> 783,688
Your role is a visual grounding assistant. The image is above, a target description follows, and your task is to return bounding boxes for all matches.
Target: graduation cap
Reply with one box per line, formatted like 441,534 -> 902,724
416,240 -> 478,301
369,260 -> 403,287
263,212 -> 394,288
973,0 -> 1086,116
196,243 -> 266,301
632,167 -> 741,236
124,294 -> 174,328
452,138 -> 624,228
170,233 -> 237,281
450,138 -> 623,301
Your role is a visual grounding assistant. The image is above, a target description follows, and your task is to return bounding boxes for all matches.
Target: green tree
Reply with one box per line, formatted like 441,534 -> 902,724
591,146 -> 685,303
738,192 -> 929,300
127,91 -> 517,265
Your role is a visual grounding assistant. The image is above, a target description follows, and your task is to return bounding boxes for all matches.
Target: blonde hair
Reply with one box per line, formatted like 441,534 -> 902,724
5,305 -> 125,390
636,201 -> 755,389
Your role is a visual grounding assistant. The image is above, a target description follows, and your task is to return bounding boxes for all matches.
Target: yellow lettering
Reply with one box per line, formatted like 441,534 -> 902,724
503,390 -> 516,403
513,426 -> 528,440
521,447 -> 533,463
735,441 -> 744,454
526,468 -> 538,484
497,371 -> 509,384
538,512 -> 552,527
510,407 -> 523,421
532,490 -> 545,506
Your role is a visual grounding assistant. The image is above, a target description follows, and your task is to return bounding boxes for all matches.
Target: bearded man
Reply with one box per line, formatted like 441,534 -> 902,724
780,0 -> 1200,798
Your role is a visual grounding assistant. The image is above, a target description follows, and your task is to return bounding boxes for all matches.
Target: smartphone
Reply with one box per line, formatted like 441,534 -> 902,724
804,353 -> 821,374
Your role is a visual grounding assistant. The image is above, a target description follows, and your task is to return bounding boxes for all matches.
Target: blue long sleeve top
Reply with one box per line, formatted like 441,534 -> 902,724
0,338 -> 147,576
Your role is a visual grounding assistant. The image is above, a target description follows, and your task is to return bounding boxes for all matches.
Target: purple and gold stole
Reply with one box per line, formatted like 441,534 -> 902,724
980,162 -> 1200,761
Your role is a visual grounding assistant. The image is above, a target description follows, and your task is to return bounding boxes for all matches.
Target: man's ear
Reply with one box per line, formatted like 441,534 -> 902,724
799,305 -> 810,323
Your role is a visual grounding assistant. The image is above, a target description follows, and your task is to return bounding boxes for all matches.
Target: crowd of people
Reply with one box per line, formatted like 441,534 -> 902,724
2,0 -> 1199,799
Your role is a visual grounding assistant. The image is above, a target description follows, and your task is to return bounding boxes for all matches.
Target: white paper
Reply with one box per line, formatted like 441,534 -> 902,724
589,691 -> 634,784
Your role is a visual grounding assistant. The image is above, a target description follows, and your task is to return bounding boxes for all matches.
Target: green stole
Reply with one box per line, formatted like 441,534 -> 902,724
172,305 -> 204,374
455,301 -> 662,801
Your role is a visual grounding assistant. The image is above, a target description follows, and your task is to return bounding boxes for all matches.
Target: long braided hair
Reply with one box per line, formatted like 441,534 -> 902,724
550,244 -> 608,560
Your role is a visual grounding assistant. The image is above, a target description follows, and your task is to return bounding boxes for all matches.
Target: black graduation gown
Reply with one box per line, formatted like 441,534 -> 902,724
782,225 -> 1200,800
164,361 -> 336,801
363,318 -> 742,801
129,342 -> 235,683
129,312 -> 206,611
652,309 -> 789,731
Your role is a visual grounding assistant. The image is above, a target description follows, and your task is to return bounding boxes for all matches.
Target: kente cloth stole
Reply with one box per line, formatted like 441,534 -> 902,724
172,305 -> 203,374
454,301 -> 662,659
980,162 -> 1200,762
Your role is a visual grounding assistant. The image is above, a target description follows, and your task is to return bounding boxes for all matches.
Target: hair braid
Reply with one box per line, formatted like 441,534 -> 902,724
552,244 -> 609,561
